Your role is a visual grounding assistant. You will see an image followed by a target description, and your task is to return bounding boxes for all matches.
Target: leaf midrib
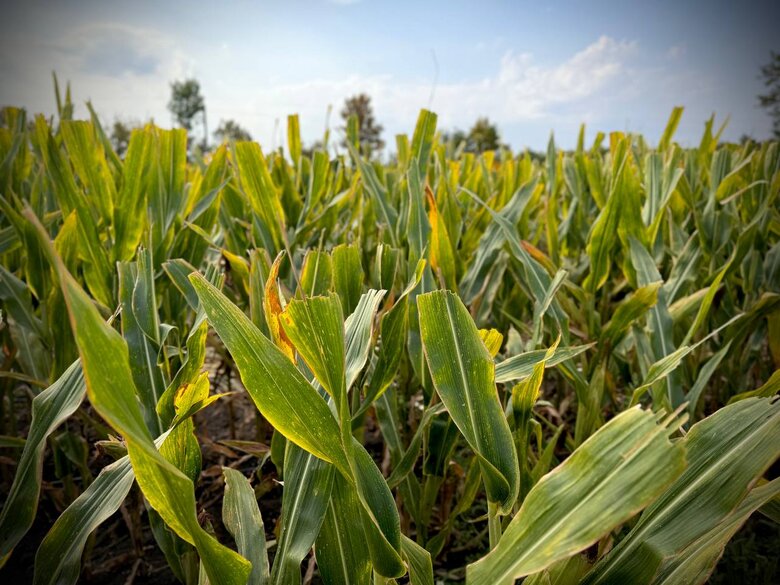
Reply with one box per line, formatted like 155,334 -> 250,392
589,406 -> 780,582
486,417 -> 672,583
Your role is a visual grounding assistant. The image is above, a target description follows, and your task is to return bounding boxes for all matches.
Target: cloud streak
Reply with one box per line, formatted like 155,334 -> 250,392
223,35 -> 640,148
0,26 -> 758,150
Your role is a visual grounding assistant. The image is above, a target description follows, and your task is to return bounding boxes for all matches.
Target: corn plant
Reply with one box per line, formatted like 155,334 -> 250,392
0,89 -> 778,585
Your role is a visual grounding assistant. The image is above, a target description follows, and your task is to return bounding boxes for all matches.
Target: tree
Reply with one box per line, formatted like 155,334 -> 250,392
340,94 -> 384,155
466,117 -> 501,153
168,78 -> 208,148
213,119 -> 252,143
758,51 -> 780,138
110,119 -> 135,156
442,129 -> 468,147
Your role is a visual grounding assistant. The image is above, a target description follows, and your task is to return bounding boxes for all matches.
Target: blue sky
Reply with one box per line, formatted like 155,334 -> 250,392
1,0 -> 778,152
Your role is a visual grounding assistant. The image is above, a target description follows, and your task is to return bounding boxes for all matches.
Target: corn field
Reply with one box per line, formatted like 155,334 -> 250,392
0,89 -> 779,585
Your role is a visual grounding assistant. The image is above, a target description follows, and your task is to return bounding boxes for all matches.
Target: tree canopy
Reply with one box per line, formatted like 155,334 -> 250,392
759,51 -> 780,138
340,93 -> 384,155
168,78 -> 208,149
213,119 -> 252,143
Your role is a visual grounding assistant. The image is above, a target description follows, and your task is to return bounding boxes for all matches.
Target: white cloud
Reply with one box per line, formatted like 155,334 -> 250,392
8,30 -> 754,150
222,35 -> 639,148
0,22 -> 195,127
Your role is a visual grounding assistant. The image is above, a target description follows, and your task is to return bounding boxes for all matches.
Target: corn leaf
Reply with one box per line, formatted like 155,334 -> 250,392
27,210 -> 252,585
467,407 -> 686,585
400,535 -> 434,585
343,289 -> 386,390
495,343 -> 593,384
271,443 -> 334,585
190,273 -> 349,475
33,444 -> 138,585
653,477 -> 780,585
315,474 -> 372,585
113,129 -> 151,262
0,360 -> 84,560
279,291 -> 404,578
281,293 -> 347,419
332,243 -> 363,315
582,397 -> 780,584
418,290 -> 519,513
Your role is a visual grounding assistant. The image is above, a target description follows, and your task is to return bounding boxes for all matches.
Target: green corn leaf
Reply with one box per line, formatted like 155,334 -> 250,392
585,140 -> 630,294
190,273 -> 350,475
513,342 -> 558,499
652,477 -> 780,585
148,128 -> 188,258
582,397 -> 780,584
467,406 -> 686,585
418,290 -> 519,513
281,293 -> 347,421
384,404 -> 445,489
332,243 -> 363,315
460,182 -> 534,304
658,106 -> 684,152
728,369 -> 780,403
347,142 -> 399,246
495,344 -> 593,384
118,249 -> 164,435
60,121 -> 116,226
274,289 -> 400,582
288,114 -> 302,166
346,114 -> 359,150
279,291 -> 404,578
160,373 -> 211,484
426,186 -> 457,290
686,341 -> 732,418
33,443 -> 139,585
400,535 -> 434,585
680,254 -> 734,346
630,237 -> 681,407
359,261 -> 425,415
0,192 -> 54,307
0,255 -> 46,339
222,467 -> 270,585
249,248 -> 272,330
347,436 -> 405,578
406,163 -> 430,261
0,360 -> 85,560
113,128 -> 151,262
32,336 -> 229,585
523,554 -> 591,585
530,269 -> 567,347
299,250 -> 333,297
600,282 -> 661,347
157,319 -> 209,427
344,289 -> 386,390
33,119 -> 113,307
234,141 -> 286,253
0,263 -> 50,380
462,186 -> 568,330
162,258 -> 201,310
31,426 -> 211,585
315,474 -> 372,585
372,391 -> 423,526
26,210 -> 252,585
272,443 -> 335,585
409,109 -> 437,177
631,314 -> 741,405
